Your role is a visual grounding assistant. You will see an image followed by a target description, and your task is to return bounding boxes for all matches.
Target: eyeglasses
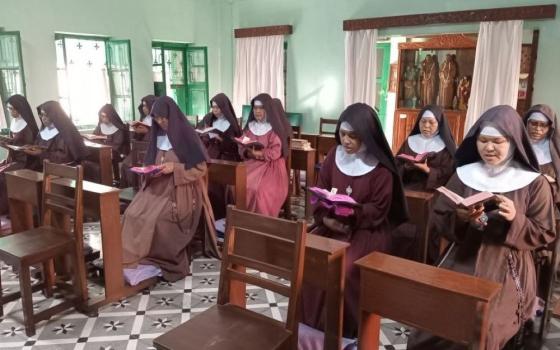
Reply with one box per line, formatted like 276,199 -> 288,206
528,120 -> 550,129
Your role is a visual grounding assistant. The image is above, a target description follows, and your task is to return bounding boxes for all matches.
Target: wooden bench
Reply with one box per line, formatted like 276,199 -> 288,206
207,159 -> 247,211
290,148 -> 316,219
84,140 -> 113,186
355,252 -> 502,350
404,189 -> 434,263
5,169 -> 156,312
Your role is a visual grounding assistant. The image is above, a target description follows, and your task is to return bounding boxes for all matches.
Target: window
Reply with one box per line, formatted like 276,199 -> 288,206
375,42 -> 391,127
0,31 -> 26,127
55,34 -> 134,128
152,42 -> 208,120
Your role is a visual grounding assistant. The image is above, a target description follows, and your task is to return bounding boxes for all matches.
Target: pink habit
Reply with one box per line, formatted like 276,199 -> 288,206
241,129 -> 288,217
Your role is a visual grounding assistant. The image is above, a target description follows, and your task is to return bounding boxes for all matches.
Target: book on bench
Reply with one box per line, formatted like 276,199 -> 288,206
308,186 -> 361,217
396,152 -> 433,163
130,165 -> 162,175
436,186 -> 497,209
234,136 -> 264,150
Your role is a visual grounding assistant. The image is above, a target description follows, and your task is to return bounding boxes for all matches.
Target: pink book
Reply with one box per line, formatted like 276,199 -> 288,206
308,187 -> 360,207
436,186 -> 496,209
396,152 -> 432,163
130,165 -> 162,175
234,136 -> 264,150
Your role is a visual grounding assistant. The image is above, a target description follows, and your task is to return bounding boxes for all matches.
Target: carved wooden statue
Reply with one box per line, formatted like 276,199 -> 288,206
457,76 -> 471,111
420,55 -> 438,106
438,54 -> 458,109
403,64 -> 418,107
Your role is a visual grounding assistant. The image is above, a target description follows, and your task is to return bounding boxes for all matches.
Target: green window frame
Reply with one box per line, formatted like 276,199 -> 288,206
55,33 -> 134,127
0,30 -> 26,128
375,42 -> 391,128
152,42 -> 209,120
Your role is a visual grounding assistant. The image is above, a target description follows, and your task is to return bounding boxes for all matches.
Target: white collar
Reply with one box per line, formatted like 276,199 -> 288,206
248,120 -> 272,136
407,133 -> 446,154
143,115 -> 153,126
457,160 -> 540,193
531,137 -> 552,165
40,126 -> 60,141
100,122 -> 119,135
10,117 -> 27,133
156,135 -> 173,151
212,115 -> 230,132
334,145 -> 378,176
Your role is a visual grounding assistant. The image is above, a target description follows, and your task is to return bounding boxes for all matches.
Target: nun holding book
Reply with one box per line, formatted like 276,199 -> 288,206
408,105 -> 556,350
395,105 -> 456,191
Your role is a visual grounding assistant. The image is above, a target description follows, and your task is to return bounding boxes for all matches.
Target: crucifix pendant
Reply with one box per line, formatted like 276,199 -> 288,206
346,185 -> 353,196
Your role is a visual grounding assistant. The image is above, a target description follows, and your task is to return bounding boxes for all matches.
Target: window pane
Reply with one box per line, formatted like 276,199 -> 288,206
107,40 -> 133,121
0,33 -> 25,103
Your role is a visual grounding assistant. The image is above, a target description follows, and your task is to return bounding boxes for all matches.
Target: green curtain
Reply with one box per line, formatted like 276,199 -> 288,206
107,39 -> 134,121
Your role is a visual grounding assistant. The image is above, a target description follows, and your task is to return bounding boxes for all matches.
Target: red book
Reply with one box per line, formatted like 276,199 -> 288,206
396,152 -> 432,163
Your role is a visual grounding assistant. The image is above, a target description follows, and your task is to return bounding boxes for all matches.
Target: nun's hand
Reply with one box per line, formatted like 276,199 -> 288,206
23,146 -> 43,156
251,148 -> 264,160
496,195 -> 516,221
544,174 -> 556,183
159,162 -> 175,175
456,204 -> 484,223
413,160 -> 430,174
133,125 -> 149,134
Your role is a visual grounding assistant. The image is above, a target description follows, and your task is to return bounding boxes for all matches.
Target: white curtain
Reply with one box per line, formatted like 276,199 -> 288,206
464,20 -> 523,135
344,29 -> 378,108
233,35 -> 284,115
0,95 -> 6,129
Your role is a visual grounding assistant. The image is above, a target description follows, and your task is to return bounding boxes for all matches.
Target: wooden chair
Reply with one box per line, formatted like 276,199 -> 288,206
153,206 -> 307,350
355,252 -> 502,350
319,118 -> 338,136
0,161 -> 87,336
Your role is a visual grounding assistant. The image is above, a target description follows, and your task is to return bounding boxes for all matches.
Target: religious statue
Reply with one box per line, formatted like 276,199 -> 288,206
457,76 -> 471,111
403,64 -> 417,108
420,54 -> 438,106
438,54 -> 458,109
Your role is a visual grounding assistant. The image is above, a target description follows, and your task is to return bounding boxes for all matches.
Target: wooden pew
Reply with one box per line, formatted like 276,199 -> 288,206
207,159 -> 247,210
5,169 -> 156,312
404,189 -> 434,263
290,148 -> 316,219
355,252 -> 502,350
84,140 -> 113,186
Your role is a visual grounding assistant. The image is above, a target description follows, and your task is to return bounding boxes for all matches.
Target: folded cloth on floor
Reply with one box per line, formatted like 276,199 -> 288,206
123,264 -> 162,286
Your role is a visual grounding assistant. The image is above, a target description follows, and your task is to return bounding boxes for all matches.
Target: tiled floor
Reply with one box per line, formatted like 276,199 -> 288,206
0,193 -> 559,349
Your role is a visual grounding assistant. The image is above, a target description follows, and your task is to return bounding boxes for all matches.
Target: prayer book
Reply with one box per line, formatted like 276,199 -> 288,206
396,152 -> 433,163
82,134 -> 107,141
234,136 -> 264,150
196,127 -> 225,136
130,165 -> 163,175
129,121 -> 151,129
436,186 -> 496,209
308,186 -> 360,217
5,144 -> 45,151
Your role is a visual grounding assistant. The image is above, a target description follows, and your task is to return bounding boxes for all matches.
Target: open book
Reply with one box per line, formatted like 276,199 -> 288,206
196,127 -> 225,137
396,152 -> 433,163
234,136 -> 264,150
82,134 -> 107,141
130,165 -> 162,175
308,187 -> 360,217
5,144 -> 45,152
129,121 -> 151,129
436,186 -> 497,209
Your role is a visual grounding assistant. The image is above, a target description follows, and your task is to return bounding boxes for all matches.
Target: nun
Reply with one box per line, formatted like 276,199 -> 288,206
121,96 -> 219,283
91,104 -> 130,184
24,101 -> 89,169
301,103 -> 408,338
240,93 -> 289,217
523,104 -> 560,202
0,95 -> 39,215
396,105 -> 456,191
407,105 -> 556,350
120,95 -> 157,188
197,93 -> 242,220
